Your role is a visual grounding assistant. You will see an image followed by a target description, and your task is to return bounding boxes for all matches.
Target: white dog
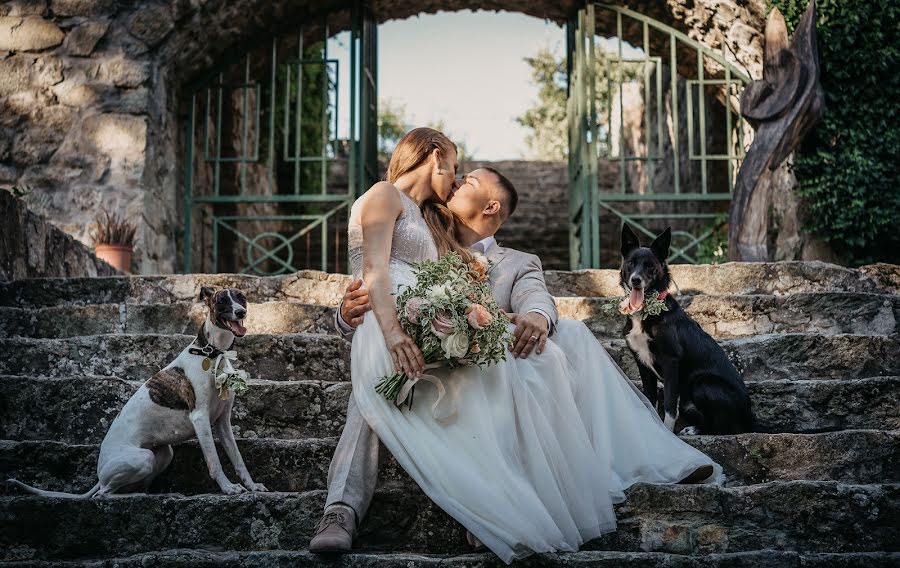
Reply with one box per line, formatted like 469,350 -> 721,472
8,286 -> 267,497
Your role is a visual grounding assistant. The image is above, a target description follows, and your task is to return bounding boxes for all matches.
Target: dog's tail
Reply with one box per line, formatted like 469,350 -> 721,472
7,479 -> 101,499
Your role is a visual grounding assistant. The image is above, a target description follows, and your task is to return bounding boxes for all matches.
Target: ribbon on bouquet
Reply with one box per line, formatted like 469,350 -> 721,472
211,350 -> 247,399
395,362 -> 457,421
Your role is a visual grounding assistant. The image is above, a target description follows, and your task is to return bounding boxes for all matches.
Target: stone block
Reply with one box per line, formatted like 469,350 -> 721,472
49,0 -> 116,18
0,16 -> 63,51
80,113 -> 147,186
4,0 -> 48,17
98,57 -> 150,88
126,4 -> 174,47
0,56 -> 32,97
62,20 -> 108,56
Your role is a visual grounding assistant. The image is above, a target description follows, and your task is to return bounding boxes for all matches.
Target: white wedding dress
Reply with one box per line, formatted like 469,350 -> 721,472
347,188 -> 722,563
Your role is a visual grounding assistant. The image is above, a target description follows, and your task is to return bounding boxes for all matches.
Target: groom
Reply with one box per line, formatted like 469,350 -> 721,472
310,167 -> 558,552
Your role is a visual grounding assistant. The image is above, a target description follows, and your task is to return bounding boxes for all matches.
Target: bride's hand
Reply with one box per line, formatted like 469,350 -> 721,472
384,328 -> 425,378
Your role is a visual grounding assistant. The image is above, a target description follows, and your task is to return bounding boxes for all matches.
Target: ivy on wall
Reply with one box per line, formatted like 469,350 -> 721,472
768,0 -> 900,265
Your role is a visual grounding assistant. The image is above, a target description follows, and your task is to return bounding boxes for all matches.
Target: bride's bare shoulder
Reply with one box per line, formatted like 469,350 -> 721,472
359,182 -> 403,217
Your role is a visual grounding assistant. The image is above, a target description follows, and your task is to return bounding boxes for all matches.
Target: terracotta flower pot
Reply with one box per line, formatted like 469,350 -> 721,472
95,244 -> 133,273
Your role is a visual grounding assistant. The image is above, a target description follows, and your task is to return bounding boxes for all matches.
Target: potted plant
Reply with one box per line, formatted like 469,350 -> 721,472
91,210 -> 137,273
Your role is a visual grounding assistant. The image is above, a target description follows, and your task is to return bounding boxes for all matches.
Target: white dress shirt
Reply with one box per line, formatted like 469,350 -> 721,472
336,235 -> 552,334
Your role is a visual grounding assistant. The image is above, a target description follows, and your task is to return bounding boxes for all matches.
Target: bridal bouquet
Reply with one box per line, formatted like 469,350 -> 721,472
375,251 -> 512,414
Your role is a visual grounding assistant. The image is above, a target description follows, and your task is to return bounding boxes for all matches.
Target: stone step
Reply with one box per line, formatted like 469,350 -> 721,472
0,302 -> 338,339
1,332 -> 897,383
3,430 -> 897,497
2,482 -> 897,560
1,375 -> 897,444
559,292 -> 899,339
2,292 -> 897,340
2,263 -> 897,309
545,262 -> 900,298
5,549 -> 900,568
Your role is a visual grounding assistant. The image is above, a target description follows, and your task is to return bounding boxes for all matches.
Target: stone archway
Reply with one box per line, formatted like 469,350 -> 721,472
0,0 -> 768,273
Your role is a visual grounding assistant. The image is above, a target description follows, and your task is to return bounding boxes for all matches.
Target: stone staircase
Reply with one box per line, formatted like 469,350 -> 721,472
1,262 -> 898,567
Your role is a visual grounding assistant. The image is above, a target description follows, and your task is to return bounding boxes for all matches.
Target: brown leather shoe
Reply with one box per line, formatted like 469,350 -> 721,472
309,505 -> 356,553
679,464 -> 715,484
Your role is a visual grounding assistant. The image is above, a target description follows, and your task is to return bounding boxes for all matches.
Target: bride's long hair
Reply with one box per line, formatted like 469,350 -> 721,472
386,127 -> 473,263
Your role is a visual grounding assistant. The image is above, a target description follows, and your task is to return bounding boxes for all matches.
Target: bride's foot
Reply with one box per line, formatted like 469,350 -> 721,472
678,464 -> 714,484
466,530 -> 487,551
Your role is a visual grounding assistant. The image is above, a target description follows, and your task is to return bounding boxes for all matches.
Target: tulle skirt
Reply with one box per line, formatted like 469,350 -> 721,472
351,317 -> 721,563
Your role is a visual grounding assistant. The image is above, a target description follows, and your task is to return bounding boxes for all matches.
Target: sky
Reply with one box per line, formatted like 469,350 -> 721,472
329,10 -> 565,160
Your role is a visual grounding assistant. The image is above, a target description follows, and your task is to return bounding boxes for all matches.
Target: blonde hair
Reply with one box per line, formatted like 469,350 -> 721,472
386,127 -> 473,263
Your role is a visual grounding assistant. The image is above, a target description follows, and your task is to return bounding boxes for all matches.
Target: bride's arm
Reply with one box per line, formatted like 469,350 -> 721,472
360,182 -> 426,378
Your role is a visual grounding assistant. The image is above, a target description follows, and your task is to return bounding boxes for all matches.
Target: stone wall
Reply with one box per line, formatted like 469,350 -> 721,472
0,0 -> 768,274
463,160 -> 570,270
0,189 -> 118,281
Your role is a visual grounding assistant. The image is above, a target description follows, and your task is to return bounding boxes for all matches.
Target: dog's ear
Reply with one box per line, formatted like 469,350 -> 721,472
621,224 -> 640,257
650,227 -> 672,262
199,286 -> 215,304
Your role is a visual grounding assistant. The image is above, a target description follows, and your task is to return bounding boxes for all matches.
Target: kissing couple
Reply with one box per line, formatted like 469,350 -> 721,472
311,127 -> 721,563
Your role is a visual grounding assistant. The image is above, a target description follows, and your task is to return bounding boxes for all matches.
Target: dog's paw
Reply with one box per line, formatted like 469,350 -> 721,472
245,481 -> 269,492
664,412 -> 677,431
221,482 -> 247,495
679,426 -> 700,436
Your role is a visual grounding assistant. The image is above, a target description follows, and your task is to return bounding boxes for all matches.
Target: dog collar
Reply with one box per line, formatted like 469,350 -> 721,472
188,327 -> 234,359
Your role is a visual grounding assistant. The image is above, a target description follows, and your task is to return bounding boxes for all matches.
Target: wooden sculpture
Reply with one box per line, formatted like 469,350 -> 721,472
729,1 -> 825,261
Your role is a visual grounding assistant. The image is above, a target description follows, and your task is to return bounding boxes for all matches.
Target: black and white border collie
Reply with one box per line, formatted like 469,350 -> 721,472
619,225 -> 754,435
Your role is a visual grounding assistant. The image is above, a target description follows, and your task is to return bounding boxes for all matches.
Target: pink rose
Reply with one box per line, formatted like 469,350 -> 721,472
404,297 -> 427,324
469,342 -> 481,354
465,304 -> 493,330
430,310 -> 456,339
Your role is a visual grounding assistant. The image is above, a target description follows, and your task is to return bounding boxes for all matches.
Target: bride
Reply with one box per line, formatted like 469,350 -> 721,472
346,127 -> 721,563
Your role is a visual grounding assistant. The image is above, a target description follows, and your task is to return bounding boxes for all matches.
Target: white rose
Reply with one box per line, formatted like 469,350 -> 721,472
441,330 -> 469,359
472,252 -> 489,270
426,282 -> 453,301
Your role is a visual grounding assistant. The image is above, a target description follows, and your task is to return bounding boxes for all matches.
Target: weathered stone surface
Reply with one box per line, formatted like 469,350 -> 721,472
49,0 -> 116,18
3,430 -> 896,497
2,1 -> 48,17
62,21 -> 108,57
6,550 -> 900,568
5,292 -> 897,339
1,482 -> 897,560
546,262 -> 900,297
126,4 -> 174,47
0,191 -> 118,282
0,302 -> 338,338
0,333 -> 350,382
97,57 -> 150,88
0,376 -> 352,442
603,334 -> 900,382
2,375 -> 896,444
558,293 -> 899,339
1,332 -> 896,384
0,550 -> 816,568
0,16 -> 63,51
0,56 -> 33,97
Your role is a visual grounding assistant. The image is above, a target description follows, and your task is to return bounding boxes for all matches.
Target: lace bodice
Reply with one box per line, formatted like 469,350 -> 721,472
348,187 -> 439,291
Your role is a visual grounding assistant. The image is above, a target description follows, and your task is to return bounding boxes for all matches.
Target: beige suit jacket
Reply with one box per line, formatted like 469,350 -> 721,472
336,243 -> 558,338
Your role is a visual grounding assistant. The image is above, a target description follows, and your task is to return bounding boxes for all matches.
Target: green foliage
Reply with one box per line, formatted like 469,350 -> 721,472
378,100 -> 474,162
768,0 -> 900,264
693,213 -> 729,265
516,47 -> 568,160
517,46 -> 641,160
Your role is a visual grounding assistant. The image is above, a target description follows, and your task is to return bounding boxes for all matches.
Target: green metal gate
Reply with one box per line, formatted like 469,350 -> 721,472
182,1 -> 378,275
567,3 -> 753,269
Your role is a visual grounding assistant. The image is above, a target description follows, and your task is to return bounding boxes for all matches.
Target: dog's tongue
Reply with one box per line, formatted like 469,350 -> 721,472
629,288 -> 645,312
228,319 -> 247,337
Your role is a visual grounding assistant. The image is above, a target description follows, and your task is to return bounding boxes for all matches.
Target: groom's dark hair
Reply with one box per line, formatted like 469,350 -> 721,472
483,167 -> 518,220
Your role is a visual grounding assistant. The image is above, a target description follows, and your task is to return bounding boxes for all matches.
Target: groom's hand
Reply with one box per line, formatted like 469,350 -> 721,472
508,312 -> 549,359
341,279 -> 371,328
